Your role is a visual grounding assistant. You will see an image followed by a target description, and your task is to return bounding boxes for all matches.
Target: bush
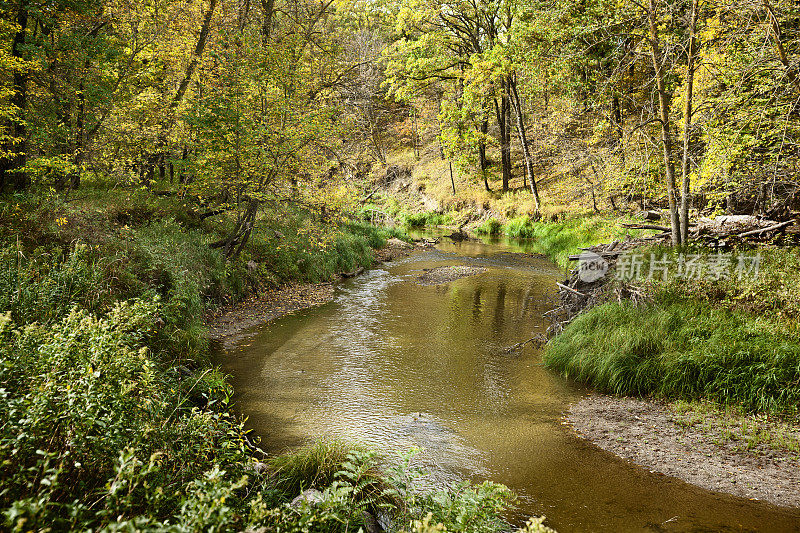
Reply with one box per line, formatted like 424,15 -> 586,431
0,300 -> 252,530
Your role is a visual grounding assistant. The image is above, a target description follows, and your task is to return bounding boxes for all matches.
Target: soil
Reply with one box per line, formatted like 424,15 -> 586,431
415,265 -> 488,286
567,393 -> 800,508
207,238 -> 418,347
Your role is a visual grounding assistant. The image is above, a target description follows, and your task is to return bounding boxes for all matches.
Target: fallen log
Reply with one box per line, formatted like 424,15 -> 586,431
568,250 -> 626,261
736,220 -> 793,238
637,210 -> 663,221
620,223 -> 670,232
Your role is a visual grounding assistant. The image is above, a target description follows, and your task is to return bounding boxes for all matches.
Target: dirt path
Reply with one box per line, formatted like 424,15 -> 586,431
208,238 -> 418,348
567,394 -> 800,508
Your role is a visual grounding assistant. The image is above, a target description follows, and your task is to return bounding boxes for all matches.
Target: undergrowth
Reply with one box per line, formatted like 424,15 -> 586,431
476,215 -> 655,268
0,188 -> 547,531
544,294 -> 800,415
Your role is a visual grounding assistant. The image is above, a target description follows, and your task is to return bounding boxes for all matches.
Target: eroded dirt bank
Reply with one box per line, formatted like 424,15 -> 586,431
567,393 -> 800,508
208,238 -> 418,347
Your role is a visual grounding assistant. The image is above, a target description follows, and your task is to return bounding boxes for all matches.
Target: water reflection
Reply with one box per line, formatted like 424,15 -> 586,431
219,240 -> 800,532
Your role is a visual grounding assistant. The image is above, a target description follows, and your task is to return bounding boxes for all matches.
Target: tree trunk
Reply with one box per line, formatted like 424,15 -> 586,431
764,0 -> 800,95
0,0 -> 29,191
212,198 -> 259,258
170,0 -> 218,114
148,0 -> 218,185
647,0 -> 680,245
509,76 -> 540,210
260,0 -> 275,43
72,77 -> 87,190
479,119 -> 491,192
494,86 -> 512,192
680,0 -> 699,244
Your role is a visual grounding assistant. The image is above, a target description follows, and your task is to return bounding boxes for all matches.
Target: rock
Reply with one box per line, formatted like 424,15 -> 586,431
245,461 -> 269,474
420,194 -> 440,212
290,488 -> 324,509
363,510 -> 382,533
247,260 -> 259,273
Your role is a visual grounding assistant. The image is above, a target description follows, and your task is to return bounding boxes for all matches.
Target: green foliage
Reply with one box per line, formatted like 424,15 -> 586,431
402,211 -> 453,227
544,296 -> 800,415
655,247 -> 800,333
474,218 -> 502,236
478,215 -> 653,269
0,301 -> 252,530
251,443 -> 523,533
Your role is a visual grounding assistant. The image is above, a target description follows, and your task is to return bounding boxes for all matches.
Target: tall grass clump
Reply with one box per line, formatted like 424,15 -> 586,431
504,215 -> 537,239
527,216 -> 653,268
475,217 -> 502,236
544,297 -> 800,415
253,441 -> 522,533
402,211 -> 453,228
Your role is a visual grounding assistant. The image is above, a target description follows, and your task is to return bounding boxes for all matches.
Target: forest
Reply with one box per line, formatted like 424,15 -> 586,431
1,0 -> 799,530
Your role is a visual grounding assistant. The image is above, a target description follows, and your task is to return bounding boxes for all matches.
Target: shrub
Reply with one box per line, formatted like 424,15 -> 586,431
0,300 -> 253,530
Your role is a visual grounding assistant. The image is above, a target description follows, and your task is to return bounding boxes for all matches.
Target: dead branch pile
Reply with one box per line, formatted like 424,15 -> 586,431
546,237 -> 662,336
621,215 -> 798,245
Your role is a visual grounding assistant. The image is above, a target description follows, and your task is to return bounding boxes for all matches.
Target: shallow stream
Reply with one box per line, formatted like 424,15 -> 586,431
218,237 -> 800,532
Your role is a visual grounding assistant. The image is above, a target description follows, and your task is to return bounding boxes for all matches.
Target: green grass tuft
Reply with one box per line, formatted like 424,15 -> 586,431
544,297 -> 800,415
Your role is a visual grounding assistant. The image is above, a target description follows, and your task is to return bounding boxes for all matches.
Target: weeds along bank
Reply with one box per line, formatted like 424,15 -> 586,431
0,189 -> 553,531
543,245 -> 800,420
473,215 -> 654,269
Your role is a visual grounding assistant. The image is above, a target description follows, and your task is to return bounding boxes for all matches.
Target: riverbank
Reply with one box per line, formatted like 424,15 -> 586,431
540,236 -> 800,509
208,237 -> 418,346
567,394 -> 799,508
3,189 -> 555,531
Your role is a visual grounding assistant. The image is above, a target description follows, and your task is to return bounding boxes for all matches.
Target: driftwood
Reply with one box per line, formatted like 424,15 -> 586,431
568,250 -> 626,261
556,282 -> 586,297
621,223 -> 671,232
341,267 -> 364,278
503,334 -> 547,353
621,216 -> 797,244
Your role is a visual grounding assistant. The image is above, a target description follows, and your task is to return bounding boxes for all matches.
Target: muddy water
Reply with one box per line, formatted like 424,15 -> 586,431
219,238 -> 800,532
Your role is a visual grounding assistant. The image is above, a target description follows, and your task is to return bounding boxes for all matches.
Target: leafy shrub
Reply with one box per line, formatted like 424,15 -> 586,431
0,300 -> 253,530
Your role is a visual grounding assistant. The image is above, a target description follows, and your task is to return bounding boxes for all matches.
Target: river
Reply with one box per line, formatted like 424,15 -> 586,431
218,236 -> 800,532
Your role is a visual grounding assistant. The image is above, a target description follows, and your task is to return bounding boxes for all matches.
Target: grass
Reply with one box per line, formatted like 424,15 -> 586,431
544,295 -> 800,415
476,214 -> 656,268
401,211 -> 456,227
265,440 -> 376,500
670,400 -> 800,456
